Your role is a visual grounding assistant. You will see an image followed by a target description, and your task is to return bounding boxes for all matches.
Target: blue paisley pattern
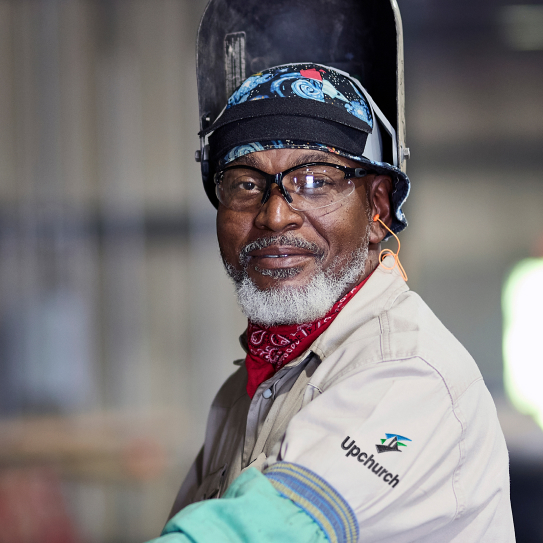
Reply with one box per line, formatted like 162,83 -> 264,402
321,79 -> 348,102
269,72 -> 305,97
291,79 -> 325,101
227,73 -> 275,107
225,63 -> 373,129
222,142 -> 266,164
344,100 -> 372,124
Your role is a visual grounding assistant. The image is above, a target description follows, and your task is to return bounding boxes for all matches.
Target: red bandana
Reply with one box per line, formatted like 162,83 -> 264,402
245,275 -> 371,397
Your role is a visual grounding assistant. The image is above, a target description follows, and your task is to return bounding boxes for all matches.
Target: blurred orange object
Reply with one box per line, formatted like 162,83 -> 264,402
0,467 -> 80,543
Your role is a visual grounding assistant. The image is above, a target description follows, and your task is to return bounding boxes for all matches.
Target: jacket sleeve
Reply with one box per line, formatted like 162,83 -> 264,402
153,356 -> 511,543
146,468 -> 328,543
167,447 -> 204,521
273,355 -> 512,542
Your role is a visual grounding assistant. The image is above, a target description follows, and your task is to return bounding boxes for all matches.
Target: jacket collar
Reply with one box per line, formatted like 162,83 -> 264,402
237,256 -> 408,362
309,256 -> 408,360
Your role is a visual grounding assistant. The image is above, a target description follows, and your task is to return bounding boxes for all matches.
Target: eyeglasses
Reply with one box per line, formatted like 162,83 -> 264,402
214,162 -> 370,212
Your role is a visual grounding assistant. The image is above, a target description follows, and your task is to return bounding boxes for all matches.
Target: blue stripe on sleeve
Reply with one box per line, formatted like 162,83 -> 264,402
264,462 -> 359,543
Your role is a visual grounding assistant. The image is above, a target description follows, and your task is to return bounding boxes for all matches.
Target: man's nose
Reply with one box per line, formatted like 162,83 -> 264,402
253,185 -> 304,232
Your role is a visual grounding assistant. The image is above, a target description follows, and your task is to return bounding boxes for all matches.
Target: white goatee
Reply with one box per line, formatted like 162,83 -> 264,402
223,229 -> 370,326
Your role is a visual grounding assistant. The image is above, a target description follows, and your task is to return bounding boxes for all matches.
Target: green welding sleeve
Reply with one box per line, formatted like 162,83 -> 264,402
145,467 -> 329,543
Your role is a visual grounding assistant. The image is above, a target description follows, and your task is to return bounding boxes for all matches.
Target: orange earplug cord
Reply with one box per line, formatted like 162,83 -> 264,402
373,214 -> 408,282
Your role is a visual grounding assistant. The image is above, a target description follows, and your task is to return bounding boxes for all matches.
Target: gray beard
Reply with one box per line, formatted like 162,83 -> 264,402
222,231 -> 370,326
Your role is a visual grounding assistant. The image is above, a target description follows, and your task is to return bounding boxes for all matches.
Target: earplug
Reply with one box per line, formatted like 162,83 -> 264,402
373,214 -> 407,281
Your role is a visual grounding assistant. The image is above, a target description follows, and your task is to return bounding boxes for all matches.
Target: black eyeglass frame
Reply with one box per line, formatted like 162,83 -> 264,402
214,161 -> 371,209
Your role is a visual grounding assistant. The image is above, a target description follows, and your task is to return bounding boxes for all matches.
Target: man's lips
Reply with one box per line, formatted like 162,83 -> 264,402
239,235 -> 324,272
248,246 -> 316,257
247,247 -> 318,267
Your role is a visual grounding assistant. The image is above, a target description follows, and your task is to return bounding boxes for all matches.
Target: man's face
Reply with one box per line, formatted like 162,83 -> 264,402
217,148 -> 376,296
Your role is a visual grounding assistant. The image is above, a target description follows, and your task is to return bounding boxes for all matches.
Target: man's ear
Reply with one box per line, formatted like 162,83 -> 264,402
368,175 -> 393,244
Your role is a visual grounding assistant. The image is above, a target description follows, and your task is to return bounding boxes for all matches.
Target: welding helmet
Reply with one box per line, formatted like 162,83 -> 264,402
195,0 -> 410,233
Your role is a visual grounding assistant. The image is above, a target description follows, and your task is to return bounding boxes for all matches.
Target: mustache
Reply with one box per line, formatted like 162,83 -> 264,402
239,234 -> 324,265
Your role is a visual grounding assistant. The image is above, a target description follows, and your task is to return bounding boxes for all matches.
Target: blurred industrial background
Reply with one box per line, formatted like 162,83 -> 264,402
0,0 -> 541,541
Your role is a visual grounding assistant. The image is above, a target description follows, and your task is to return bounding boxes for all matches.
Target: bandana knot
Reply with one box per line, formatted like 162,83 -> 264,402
244,276 -> 371,397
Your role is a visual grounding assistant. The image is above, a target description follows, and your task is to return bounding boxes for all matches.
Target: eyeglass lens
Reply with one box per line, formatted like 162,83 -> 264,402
216,165 -> 355,211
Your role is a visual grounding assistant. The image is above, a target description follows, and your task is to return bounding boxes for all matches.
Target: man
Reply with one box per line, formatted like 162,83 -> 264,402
147,2 -> 515,541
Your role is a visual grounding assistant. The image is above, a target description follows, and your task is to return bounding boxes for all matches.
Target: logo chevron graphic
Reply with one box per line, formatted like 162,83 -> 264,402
376,433 -> 412,453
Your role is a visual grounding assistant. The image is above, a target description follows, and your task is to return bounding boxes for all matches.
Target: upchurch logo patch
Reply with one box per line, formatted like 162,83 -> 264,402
341,436 -> 401,487
376,434 -> 412,453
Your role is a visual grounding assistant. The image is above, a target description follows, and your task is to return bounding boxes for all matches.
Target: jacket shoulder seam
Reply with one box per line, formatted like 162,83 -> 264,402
414,356 -> 467,520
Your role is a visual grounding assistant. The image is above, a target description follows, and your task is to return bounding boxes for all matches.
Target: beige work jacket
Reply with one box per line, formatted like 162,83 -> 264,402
170,260 -> 515,542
